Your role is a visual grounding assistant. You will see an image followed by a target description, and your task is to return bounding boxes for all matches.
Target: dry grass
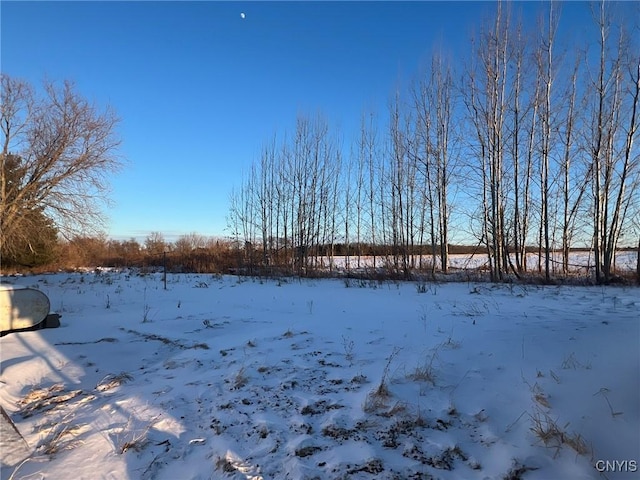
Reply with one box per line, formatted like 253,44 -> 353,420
282,329 -> 294,338
407,342 -> 448,385
342,335 -> 355,365
519,371 -> 590,458
523,373 -> 590,457
119,436 -> 149,454
350,374 -> 368,384
96,372 -> 133,392
504,461 -> 540,480
382,401 -> 408,418
529,409 -> 590,457
363,382 -> 393,414
363,389 -> 389,414
39,422 -> 86,457
594,387 -> 624,417
561,352 -> 591,370
522,375 -> 551,409
114,417 -> 159,454
232,367 -> 249,390
533,392 -> 551,409
364,346 -> 401,413
407,357 -> 437,384
20,384 -> 64,405
18,384 -> 86,418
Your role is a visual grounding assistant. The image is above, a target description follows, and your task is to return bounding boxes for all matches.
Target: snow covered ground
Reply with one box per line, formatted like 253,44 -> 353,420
0,271 -> 638,479
318,251 -> 639,275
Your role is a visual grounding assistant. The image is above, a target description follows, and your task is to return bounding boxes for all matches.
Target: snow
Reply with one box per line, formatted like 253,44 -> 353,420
307,251 -> 638,275
0,285 -> 27,291
0,271 -> 638,479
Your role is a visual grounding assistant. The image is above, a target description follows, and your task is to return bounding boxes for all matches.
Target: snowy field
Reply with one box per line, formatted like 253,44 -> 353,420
0,271 -> 638,479
316,251 -> 639,275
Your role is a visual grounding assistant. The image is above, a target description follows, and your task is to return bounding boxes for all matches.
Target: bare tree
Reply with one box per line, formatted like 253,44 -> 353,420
343,140 -> 354,273
326,138 -> 343,272
535,2 -> 560,281
144,231 -> 167,256
506,17 -> 536,275
362,112 -> 380,270
228,113 -> 342,276
465,1 -> 512,281
1,75 -> 121,261
388,91 -> 413,277
174,232 -> 207,256
354,113 -> 369,269
257,138 -> 277,267
412,63 -> 438,275
586,2 -> 640,282
427,52 -> 457,274
227,172 -> 256,270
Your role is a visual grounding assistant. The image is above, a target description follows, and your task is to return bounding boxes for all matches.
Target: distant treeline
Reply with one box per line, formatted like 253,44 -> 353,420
2,232 -> 638,285
0,233 -> 236,274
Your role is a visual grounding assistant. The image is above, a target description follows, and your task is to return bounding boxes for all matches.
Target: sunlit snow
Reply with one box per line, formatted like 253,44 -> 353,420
1,270 -> 638,479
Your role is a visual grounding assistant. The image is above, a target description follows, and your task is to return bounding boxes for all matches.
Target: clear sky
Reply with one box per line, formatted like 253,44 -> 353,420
0,1 -> 611,242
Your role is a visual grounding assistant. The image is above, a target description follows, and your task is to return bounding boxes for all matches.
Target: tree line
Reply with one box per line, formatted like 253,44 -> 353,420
0,232 -> 238,274
2,2 -> 638,284
227,1 -> 640,283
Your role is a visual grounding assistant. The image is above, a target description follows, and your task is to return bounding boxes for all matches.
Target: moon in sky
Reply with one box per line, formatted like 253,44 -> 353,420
240,12 -> 245,19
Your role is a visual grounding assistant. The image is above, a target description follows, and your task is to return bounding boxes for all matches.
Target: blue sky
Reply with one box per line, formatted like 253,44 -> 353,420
1,1 -> 605,242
